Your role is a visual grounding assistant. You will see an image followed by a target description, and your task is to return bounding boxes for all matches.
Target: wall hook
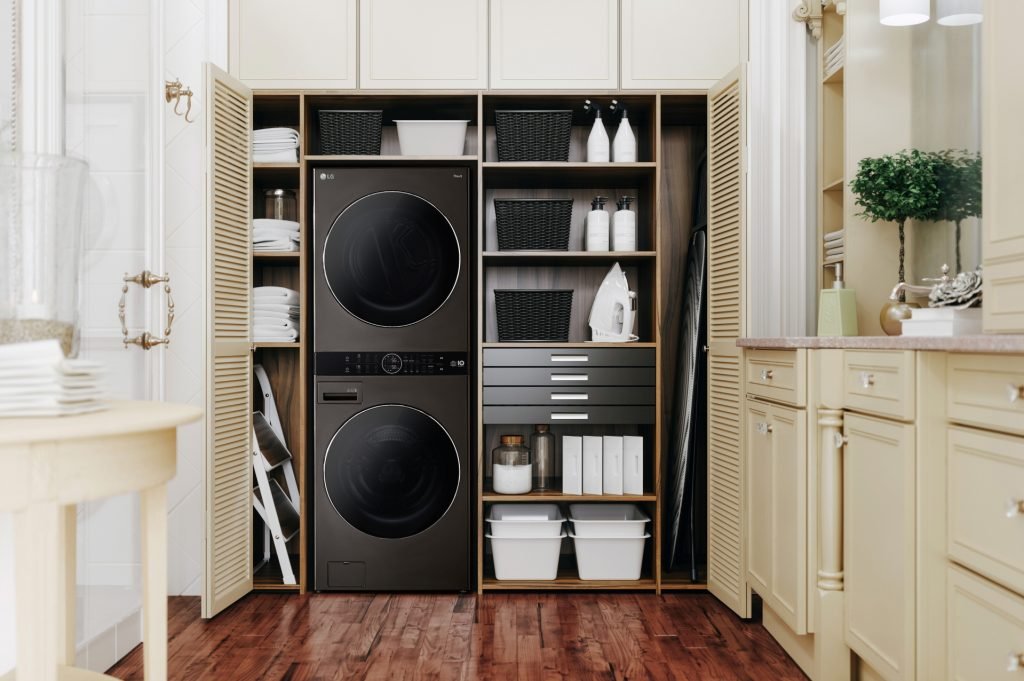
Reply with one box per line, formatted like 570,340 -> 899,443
165,78 -> 194,123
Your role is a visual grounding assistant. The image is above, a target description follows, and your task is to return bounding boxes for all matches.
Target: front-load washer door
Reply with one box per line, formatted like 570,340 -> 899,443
322,191 -> 460,327
323,404 -> 460,539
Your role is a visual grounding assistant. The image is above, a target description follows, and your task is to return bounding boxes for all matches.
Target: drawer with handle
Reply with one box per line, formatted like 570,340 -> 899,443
744,349 -> 806,407
948,564 -> 1024,680
947,354 -> 1024,437
948,426 -> 1024,594
842,350 -> 915,421
483,386 -> 654,406
483,347 -> 655,367
483,405 -> 655,425
483,366 -> 656,386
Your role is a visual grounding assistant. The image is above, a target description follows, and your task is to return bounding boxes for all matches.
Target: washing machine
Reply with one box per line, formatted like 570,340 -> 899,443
313,167 -> 471,352
313,351 -> 470,591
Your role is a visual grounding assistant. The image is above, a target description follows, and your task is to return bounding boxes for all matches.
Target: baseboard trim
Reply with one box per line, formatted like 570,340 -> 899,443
762,604 -> 817,680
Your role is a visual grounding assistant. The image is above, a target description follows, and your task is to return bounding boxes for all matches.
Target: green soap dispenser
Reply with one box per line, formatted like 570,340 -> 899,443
817,263 -> 858,336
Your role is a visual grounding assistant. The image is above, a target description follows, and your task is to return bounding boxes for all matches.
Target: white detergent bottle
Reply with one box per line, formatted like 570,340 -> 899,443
584,100 -> 609,163
612,196 -> 637,252
585,196 -> 610,251
611,101 -> 637,163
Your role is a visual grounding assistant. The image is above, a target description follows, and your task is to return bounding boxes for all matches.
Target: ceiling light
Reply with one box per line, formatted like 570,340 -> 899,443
880,0 -> 930,26
937,0 -> 983,26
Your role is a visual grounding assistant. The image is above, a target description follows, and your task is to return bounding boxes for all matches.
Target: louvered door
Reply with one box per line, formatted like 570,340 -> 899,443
202,64 -> 253,619
706,66 -> 749,618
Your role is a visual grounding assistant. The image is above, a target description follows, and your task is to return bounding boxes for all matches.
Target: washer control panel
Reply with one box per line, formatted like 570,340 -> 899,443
315,351 -> 469,376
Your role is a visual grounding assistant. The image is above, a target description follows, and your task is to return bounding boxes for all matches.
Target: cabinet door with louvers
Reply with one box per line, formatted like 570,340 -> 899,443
202,64 -> 253,619
706,66 -> 749,618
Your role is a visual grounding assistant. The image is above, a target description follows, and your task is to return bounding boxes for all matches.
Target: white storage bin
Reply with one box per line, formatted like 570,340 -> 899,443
570,532 -> 649,581
488,532 -> 565,580
487,504 -> 564,538
394,120 -> 468,156
568,504 -> 650,537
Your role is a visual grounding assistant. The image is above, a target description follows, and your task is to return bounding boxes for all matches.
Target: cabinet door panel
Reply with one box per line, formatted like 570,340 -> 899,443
489,0 -> 617,89
230,0 -> 357,89
621,0 -> 742,90
746,400 -> 773,598
360,0 -> 487,89
767,404 -> 807,635
844,413 -> 916,681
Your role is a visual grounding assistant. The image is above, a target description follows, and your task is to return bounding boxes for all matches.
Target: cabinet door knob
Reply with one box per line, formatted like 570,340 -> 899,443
833,432 -> 848,449
756,422 -> 773,435
1008,384 -> 1024,404
761,369 -> 774,381
860,372 -> 875,388
1006,499 -> 1024,519
1007,652 -> 1024,672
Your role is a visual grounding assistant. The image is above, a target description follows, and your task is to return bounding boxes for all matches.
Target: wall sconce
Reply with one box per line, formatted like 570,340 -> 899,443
937,0 -> 982,26
879,0 -> 929,26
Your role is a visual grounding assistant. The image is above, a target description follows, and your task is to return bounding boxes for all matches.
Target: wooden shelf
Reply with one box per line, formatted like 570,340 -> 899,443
481,341 -> 657,349
482,162 -> 657,189
483,251 -> 657,265
482,569 -> 657,591
483,162 -> 656,170
253,162 -> 300,169
822,177 -> 844,192
253,341 -> 302,349
253,251 -> 300,260
253,556 -> 300,592
660,567 -> 707,591
483,491 -> 656,502
304,154 -> 478,166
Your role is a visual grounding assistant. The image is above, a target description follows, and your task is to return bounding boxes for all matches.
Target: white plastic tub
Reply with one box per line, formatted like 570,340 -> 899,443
488,532 -> 565,580
568,504 -> 651,538
487,503 -> 564,538
394,120 -> 468,156
570,532 -> 649,580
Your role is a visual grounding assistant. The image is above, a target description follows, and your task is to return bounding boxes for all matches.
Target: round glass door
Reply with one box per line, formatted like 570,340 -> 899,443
322,191 -> 460,327
323,404 -> 460,539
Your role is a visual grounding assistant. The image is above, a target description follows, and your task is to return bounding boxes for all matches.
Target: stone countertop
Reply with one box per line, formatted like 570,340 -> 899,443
737,335 -> 1024,353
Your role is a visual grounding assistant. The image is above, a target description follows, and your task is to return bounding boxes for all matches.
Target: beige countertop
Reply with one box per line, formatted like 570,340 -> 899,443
737,335 -> 1024,353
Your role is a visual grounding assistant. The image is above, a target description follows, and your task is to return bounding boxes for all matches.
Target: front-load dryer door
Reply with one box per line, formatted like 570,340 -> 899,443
323,404 -> 460,539
322,191 -> 461,328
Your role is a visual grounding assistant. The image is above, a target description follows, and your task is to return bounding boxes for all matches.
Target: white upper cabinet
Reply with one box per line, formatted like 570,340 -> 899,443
360,0 -> 487,89
229,0 -> 357,89
621,0 -> 742,90
489,0 -> 618,90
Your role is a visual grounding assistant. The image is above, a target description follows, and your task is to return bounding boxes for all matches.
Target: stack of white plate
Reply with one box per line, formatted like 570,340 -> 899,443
0,339 -> 106,416
486,503 -> 565,580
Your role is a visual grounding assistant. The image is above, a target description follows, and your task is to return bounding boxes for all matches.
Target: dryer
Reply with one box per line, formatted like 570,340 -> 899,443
313,167 -> 471,352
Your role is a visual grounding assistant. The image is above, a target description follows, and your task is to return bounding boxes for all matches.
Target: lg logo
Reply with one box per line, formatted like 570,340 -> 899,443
319,172 -> 335,181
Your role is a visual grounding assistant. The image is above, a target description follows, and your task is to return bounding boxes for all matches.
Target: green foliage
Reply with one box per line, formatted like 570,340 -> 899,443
933,149 -> 982,224
850,149 -> 943,226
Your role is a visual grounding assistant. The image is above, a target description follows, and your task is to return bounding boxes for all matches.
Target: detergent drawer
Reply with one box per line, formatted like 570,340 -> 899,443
483,347 -> 655,368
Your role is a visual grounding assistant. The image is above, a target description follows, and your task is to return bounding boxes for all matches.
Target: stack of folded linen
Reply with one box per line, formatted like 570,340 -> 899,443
253,128 -> 299,163
253,286 -> 300,343
824,228 -> 845,264
253,218 -> 300,252
0,339 -> 106,416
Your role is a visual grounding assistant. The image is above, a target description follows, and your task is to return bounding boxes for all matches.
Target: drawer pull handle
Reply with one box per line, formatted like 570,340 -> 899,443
1006,499 -> 1024,519
760,369 -> 774,381
1007,652 -> 1024,672
1008,383 -> 1024,404
551,374 -> 588,382
860,372 -> 875,388
551,413 -> 589,421
834,432 -> 848,449
551,354 -> 588,363
551,393 -> 589,401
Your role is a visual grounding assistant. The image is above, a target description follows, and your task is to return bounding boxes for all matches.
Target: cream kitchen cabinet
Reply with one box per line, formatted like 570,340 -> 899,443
359,0 -> 487,89
489,0 -> 618,90
229,0 -> 357,89
620,0 -> 743,90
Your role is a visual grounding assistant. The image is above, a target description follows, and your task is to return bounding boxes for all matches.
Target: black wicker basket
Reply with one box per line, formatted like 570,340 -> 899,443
494,289 -> 573,342
494,110 -> 572,162
495,198 -> 573,251
318,110 -> 382,155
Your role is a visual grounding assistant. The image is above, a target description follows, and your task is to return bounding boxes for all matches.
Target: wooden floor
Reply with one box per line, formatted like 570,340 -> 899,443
108,593 -> 807,681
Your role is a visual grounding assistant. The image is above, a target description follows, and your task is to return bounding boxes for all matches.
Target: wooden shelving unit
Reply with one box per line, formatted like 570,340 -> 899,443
819,3 -> 846,289
482,491 -> 657,502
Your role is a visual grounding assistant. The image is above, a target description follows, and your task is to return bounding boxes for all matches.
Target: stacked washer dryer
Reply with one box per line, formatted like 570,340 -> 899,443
313,167 -> 471,591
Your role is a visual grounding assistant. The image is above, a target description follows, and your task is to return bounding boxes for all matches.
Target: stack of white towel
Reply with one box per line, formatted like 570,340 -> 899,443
253,286 -> 300,343
253,128 -> 299,163
824,36 -> 845,79
0,340 -> 106,416
253,218 -> 300,252
824,228 -> 845,264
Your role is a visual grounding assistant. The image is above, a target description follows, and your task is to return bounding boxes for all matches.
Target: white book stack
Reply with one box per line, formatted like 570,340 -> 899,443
561,434 -> 644,496
824,228 -> 845,264
824,36 -> 845,79
0,340 -> 106,416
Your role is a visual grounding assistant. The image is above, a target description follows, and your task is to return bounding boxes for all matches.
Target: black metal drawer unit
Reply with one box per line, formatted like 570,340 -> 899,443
482,347 -> 656,424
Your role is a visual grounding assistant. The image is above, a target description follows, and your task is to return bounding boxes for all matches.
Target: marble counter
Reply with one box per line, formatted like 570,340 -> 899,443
737,335 -> 1024,353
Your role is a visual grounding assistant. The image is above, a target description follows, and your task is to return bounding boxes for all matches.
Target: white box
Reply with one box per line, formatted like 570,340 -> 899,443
570,532 -> 649,580
568,504 -> 651,537
562,436 -> 583,495
487,504 -> 564,538
582,436 -> 603,495
602,436 -> 623,495
488,532 -> 565,580
393,120 -> 468,156
900,307 -> 983,337
623,435 -> 644,495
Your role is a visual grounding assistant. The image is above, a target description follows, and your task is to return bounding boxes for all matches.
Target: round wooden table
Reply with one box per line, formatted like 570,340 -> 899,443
0,401 -> 202,681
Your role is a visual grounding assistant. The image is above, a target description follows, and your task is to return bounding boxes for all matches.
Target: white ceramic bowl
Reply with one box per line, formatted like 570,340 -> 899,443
394,120 -> 468,156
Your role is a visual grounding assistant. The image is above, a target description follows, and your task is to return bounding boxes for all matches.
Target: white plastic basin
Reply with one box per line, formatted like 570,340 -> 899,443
570,532 -> 649,581
568,504 -> 651,537
488,532 -> 565,580
487,503 -> 564,537
394,120 -> 468,156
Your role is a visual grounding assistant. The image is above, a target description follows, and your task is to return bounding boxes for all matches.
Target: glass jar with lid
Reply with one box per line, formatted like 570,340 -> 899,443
492,434 -> 532,494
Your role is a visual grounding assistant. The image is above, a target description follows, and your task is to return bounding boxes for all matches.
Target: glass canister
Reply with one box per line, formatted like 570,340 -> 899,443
264,188 -> 297,221
492,434 -> 532,494
530,424 -> 557,490
0,153 -> 89,357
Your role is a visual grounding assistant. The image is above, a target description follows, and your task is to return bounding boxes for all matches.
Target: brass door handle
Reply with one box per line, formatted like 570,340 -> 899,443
119,270 -> 175,350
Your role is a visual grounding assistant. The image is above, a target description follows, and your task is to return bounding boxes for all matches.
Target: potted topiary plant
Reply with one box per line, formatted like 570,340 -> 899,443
850,149 -> 943,335
933,149 -> 982,273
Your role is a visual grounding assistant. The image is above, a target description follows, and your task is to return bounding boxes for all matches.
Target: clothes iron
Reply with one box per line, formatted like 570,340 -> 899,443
588,262 -> 638,342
